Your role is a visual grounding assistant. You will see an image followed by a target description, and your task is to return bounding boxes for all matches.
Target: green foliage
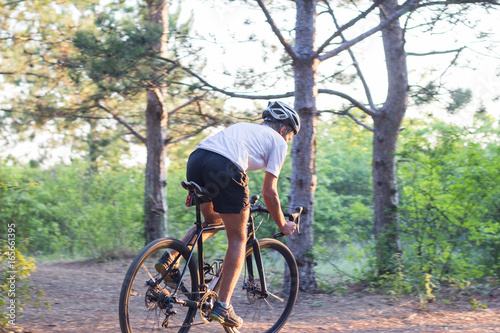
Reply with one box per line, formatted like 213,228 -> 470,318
0,178 -> 48,329
398,115 -> 500,284
165,138 -> 199,240
0,240 -> 44,327
314,114 -> 499,296
0,160 -> 145,259
315,118 -> 373,243
374,254 -> 413,300
447,88 -> 472,113
410,84 -> 472,114
412,82 -> 439,106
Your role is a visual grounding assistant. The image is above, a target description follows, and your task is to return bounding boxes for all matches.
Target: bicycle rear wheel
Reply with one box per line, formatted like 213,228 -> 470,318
233,238 -> 299,333
119,238 -> 199,333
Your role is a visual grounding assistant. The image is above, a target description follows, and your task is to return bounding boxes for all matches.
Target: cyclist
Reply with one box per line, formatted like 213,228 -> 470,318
156,101 -> 300,328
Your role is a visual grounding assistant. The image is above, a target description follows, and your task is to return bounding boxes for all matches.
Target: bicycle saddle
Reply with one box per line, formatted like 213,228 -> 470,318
181,180 -> 211,198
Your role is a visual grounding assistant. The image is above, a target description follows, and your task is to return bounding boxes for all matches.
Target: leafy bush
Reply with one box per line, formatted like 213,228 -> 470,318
398,115 -> 500,286
0,240 -> 47,328
0,160 -> 145,259
0,177 -> 47,329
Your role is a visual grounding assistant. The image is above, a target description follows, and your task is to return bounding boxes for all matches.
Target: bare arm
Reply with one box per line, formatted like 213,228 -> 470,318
262,171 -> 296,236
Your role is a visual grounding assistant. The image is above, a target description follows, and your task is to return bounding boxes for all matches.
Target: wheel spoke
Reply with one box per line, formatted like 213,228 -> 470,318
232,239 -> 298,333
119,238 -> 200,333
267,291 -> 285,303
141,263 -> 154,281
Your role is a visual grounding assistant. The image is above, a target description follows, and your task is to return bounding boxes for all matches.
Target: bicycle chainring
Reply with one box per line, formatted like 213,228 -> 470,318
199,290 -> 218,323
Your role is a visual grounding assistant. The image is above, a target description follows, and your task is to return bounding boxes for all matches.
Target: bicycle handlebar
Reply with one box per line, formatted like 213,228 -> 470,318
249,194 -> 303,239
273,207 -> 303,239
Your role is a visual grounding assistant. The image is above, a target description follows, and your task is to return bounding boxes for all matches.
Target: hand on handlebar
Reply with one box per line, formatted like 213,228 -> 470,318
279,220 -> 297,236
273,207 -> 303,239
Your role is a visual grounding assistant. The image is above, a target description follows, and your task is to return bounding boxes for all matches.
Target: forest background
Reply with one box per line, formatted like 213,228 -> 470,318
0,0 -> 499,326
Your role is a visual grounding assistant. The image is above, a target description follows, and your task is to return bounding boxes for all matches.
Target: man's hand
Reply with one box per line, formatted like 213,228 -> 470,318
279,220 -> 297,236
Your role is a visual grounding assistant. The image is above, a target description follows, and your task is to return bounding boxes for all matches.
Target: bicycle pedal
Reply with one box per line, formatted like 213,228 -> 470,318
221,324 -> 240,333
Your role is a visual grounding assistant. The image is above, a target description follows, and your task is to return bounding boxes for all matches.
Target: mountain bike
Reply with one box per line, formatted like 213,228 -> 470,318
119,180 -> 302,333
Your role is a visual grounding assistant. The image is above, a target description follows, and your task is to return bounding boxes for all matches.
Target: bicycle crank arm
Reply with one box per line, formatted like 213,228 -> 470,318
222,324 -> 240,333
176,298 -> 199,309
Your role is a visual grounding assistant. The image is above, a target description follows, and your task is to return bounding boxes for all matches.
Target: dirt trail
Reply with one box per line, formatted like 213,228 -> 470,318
13,259 -> 500,332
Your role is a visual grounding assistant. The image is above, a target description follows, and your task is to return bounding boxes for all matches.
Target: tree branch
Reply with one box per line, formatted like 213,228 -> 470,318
439,47 -> 464,82
165,126 -> 210,147
255,0 -> 299,62
319,107 -> 374,131
318,88 -> 376,117
323,0 -> 377,111
0,71 -> 50,79
407,47 -> 466,56
168,95 -> 203,117
95,103 -> 146,144
344,110 -> 374,131
416,0 -> 499,8
318,0 -> 419,62
154,55 -> 295,100
315,0 -> 384,60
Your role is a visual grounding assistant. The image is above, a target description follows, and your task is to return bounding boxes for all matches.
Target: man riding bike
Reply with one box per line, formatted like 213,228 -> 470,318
156,101 -> 300,328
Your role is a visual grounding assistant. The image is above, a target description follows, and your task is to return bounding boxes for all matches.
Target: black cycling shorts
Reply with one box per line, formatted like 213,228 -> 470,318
186,149 -> 249,214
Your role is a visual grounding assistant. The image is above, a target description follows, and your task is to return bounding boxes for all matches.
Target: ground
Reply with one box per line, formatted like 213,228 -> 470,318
9,259 -> 500,332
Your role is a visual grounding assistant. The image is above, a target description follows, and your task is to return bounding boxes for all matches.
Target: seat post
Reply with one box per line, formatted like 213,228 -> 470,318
194,193 -> 202,226
194,193 -> 205,287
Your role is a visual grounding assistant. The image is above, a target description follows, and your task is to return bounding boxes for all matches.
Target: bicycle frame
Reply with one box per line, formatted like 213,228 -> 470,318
170,193 -> 271,302
119,181 -> 302,333
137,180 -> 301,333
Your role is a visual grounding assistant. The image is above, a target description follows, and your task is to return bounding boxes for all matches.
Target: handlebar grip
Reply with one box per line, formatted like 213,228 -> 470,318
273,207 -> 303,239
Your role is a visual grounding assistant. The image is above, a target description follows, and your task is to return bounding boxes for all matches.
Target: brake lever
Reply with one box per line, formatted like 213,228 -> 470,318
250,194 -> 260,205
273,207 -> 303,239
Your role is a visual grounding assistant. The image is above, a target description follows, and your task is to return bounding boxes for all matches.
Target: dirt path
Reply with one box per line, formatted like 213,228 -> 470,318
14,259 -> 500,332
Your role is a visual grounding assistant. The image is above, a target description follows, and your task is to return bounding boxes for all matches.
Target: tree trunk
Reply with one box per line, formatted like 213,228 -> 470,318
288,0 -> 319,292
373,0 -> 408,274
144,0 -> 169,244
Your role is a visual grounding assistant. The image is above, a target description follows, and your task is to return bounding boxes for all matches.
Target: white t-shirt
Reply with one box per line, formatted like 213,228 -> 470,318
197,123 -> 288,178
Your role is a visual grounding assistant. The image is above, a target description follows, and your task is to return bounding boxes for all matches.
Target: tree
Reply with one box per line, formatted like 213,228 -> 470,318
370,0 -> 409,274
0,0 -> 230,244
143,0 -> 170,243
325,0 -> 499,274
242,0 -> 420,288
71,0 -> 231,242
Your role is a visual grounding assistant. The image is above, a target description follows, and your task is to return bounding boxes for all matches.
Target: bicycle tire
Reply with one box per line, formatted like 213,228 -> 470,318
119,238 -> 199,333
234,238 -> 299,333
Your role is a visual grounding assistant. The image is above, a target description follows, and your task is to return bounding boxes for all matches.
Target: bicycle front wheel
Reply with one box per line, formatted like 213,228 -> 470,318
233,238 -> 299,333
119,238 -> 199,333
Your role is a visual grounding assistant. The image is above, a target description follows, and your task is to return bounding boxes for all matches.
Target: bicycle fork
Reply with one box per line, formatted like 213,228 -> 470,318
243,238 -> 269,298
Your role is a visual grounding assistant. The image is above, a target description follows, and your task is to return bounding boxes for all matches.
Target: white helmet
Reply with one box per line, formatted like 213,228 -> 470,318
261,101 -> 301,135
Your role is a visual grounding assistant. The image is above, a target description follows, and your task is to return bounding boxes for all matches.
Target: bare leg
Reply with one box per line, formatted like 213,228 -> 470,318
180,202 -> 223,245
217,208 -> 249,303
168,202 -> 223,259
